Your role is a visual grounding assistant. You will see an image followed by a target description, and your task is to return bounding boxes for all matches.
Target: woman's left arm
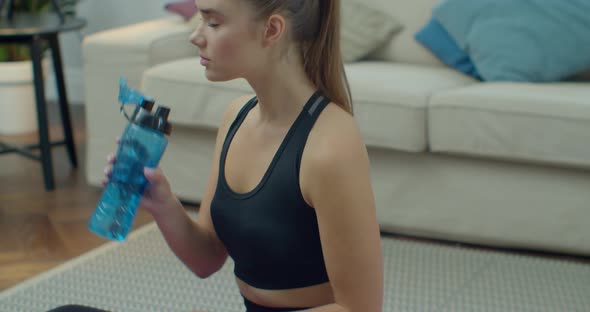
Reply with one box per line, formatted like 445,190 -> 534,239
301,112 -> 384,312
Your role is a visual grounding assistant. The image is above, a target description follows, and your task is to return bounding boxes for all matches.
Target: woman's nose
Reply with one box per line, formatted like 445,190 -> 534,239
190,28 -> 205,48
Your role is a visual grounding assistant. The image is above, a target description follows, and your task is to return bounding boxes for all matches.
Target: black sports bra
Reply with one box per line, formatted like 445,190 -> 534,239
210,92 -> 331,289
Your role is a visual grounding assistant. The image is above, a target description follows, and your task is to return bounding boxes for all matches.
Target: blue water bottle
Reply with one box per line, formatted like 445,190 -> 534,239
88,82 -> 172,241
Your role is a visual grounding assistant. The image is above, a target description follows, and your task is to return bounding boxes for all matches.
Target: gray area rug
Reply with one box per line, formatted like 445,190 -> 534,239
1,222 -> 589,312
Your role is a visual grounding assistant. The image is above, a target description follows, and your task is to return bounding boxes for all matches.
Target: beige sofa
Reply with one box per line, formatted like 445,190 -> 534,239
83,0 -> 590,256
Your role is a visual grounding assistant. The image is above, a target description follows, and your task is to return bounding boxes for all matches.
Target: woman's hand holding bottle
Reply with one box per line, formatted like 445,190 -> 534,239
102,137 -> 179,219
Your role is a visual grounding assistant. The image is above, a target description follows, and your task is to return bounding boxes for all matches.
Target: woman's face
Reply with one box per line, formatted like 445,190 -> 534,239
190,0 -> 264,81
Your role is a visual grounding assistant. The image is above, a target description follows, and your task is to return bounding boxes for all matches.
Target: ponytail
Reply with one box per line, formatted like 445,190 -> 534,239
303,0 -> 353,114
246,0 -> 353,114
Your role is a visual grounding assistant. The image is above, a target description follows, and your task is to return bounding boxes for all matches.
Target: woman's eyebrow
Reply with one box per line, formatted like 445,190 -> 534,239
200,8 -> 224,17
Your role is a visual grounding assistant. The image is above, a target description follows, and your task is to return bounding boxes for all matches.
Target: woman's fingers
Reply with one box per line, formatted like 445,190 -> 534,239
102,151 -> 116,187
107,152 -> 116,164
99,136 -> 124,187
104,165 -> 112,177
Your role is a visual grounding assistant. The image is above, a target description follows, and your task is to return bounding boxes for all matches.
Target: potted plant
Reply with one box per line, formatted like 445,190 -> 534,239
0,0 -> 78,134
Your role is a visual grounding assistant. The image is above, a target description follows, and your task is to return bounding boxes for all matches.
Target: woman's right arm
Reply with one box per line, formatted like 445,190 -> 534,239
105,95 -> 252,278
150,95 -> 252,278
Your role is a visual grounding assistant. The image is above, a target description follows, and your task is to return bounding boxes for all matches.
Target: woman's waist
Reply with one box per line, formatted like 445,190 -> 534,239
236,276 -> 334,309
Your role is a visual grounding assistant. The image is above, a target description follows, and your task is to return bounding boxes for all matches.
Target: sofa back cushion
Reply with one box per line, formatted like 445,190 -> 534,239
363,0 -> 443,66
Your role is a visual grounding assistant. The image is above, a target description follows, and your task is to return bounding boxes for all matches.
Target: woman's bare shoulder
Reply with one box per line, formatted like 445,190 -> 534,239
307,102 -> 365,158
302,102 -> 368,183
300,101 -> 372,208
219,94 -> 256,128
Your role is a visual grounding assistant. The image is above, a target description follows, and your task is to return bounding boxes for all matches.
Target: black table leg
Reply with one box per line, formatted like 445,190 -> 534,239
48,33 -> 78,168
30,35 -> 55,191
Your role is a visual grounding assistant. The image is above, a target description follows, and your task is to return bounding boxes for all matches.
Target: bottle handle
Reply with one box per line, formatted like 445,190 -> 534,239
118,77 -> 154,122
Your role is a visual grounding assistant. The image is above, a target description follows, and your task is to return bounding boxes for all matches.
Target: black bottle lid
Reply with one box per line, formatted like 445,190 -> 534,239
135,105 -> 172,136
141,97 -> 155,111
154,106 -> 172,135
130,97 -> 155,122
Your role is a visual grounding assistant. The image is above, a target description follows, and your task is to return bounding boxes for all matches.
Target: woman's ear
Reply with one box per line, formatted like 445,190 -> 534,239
262,14 -> 286,47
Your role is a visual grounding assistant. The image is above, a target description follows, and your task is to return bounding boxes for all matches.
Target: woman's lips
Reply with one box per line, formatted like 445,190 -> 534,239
200,56 -> 210,66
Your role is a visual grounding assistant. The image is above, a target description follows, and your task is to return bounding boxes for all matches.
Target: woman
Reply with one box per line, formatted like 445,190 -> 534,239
52,0 -> 383,311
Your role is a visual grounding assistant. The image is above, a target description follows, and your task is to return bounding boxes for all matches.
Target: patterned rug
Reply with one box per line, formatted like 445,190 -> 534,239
1,222 -> 589,312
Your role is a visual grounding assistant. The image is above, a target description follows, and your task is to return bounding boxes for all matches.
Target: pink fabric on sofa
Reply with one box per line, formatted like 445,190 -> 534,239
165,0 -> 198,21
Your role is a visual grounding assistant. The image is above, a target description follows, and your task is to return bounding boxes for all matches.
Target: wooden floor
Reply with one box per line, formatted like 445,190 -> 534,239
1,103 -> 588,293
0,103 -> 197,291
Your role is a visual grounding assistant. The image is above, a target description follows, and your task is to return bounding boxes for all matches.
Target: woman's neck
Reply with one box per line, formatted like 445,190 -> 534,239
246,49 -> 317,126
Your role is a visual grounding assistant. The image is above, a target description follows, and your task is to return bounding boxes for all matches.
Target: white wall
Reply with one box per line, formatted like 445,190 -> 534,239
46,0 -> 174,104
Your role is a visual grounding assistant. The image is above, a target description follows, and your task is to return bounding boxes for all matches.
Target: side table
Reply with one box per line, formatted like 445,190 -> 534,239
0,13 -> 86,191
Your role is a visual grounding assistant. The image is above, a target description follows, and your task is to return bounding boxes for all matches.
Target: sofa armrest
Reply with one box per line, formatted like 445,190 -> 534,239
83,16 -> 196,67
83,16 -> 197,188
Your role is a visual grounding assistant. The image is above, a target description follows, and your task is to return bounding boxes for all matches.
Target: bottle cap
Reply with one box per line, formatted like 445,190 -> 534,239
141,97 -> 155,111
130,97 -> 156,122
154,106 -> 172,135
135,105 -> 172,136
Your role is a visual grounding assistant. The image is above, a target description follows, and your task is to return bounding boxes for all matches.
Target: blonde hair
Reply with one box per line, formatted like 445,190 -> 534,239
246,0 -> 353,114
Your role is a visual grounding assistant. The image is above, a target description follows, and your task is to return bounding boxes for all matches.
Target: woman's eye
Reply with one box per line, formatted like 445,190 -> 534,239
208,22 -> 220,28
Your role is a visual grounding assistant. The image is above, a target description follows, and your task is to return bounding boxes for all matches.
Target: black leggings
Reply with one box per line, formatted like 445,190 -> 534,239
47,306 -> 108,312
242,296 -> 309,312
47,297 -> 310,312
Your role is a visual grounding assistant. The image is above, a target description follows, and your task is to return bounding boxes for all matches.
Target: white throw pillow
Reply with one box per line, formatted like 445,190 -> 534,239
340,0 -> 402,63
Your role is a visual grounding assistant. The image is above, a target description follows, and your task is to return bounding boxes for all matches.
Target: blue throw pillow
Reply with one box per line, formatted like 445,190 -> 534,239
433,0 -> 590,82
415,17 -> 482,80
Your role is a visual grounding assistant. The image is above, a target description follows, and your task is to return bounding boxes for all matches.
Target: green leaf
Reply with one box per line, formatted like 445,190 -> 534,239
0,44 -> 32,62
0,0 -> 79,62
0,47 -> 8,62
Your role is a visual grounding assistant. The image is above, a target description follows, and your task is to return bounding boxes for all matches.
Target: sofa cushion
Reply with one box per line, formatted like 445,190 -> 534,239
365,0 -> 443,66
429,83 -> 590,168
345,62 -> 476,151
141,58 -> 253,130
83,17 -> 196,67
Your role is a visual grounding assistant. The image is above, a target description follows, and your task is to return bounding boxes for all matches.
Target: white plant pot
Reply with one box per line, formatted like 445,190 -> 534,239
0,59 -> 49,135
